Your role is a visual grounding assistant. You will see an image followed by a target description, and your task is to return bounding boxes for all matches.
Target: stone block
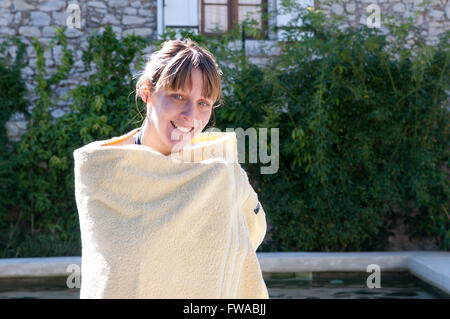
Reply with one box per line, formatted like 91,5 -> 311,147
111,26 -> 122,37
6,121 -> 19,137
22,66 -> 34,75
108,0 -> 127,8
14,11 -> 21,24
90,15 -> 101,24
429,10 -> 444,19
39,0 -> 66,12
404,10 -> 415,19
0,26 -> 15,35
94,8 -> 107,14
429,21 -> 443,28
15,120 -> 28,130
123,15 -> 146,25
45,58 -> 54,67
393,3 -> 406,13
124,7 -> 137,15
331,3 -> 343,15
130,0 -> 142,8
415,14 -> 424,25
51,108 -> 66,118
345,2 -> 356,14
0,11 -> 13,26
42,26 -> 57,37
26,46 -> 35,57
13,0 -> 35,10
53,45 -> 62,61
19,26 -> 40,37
428,27 -> 443,37
0,0 -> 12,8
139,8 -> 153,16
101,14 -> 120,25
123,27 -> 153,37
30,11 -> 51,26
74,60 -> 84,68
359,15 -> 368,25
52,11 -> 69,26
87,1 -> 107,9
65,27 -> 83,38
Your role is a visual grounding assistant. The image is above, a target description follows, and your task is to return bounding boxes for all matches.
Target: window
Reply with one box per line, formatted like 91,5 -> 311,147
159,0 -> 199,36
200,0 -> 268,38
157,0 -> 313,41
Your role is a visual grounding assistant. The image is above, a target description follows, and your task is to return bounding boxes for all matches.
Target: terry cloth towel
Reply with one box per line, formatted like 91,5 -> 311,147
73,128 -> 269,299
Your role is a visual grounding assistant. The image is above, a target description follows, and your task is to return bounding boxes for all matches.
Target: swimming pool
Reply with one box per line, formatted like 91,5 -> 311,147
265,271 -> 450,299
0,271 -> 448,299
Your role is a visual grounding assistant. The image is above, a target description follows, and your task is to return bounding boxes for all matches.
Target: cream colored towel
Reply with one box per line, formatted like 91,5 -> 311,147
73,128 -> 268,299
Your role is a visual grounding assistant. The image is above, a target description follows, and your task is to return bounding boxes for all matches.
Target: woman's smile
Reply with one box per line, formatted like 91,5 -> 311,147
168,120 -> 195,143
170,121 -> 194,133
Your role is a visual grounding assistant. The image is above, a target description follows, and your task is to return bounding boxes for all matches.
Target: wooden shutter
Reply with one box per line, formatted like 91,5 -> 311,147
163,0 -> 199,34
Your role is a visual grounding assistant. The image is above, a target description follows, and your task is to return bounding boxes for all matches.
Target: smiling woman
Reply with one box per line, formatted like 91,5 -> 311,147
73,38 -> 269,299
132,38 -> 223,156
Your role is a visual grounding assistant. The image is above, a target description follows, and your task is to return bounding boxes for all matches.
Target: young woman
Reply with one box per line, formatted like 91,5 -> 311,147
106,38 -> 222,154
73,39 -> 268,299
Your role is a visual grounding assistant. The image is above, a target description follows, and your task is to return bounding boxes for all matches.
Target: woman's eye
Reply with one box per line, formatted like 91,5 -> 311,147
172,94 -> 183,100
199,101 -> 211,108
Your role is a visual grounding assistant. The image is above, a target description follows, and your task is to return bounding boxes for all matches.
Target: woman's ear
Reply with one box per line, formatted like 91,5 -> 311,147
139,80 -> 152,103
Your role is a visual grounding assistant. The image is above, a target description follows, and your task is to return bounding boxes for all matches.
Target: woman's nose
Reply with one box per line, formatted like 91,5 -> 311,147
181,101 -> 195,121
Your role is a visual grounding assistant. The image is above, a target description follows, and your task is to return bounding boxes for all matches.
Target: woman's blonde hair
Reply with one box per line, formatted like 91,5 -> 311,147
135,38 -> 223,126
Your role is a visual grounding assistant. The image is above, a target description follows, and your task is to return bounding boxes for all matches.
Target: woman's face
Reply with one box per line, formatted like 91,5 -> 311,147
144,68 -> 213,155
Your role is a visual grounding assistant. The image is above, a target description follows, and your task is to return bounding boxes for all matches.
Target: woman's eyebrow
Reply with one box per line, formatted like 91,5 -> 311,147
168,90 -> 211,102
200,97 -> 214,104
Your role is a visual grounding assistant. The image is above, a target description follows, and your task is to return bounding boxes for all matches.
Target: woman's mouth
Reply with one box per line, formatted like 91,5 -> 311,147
170,121 -> 193,133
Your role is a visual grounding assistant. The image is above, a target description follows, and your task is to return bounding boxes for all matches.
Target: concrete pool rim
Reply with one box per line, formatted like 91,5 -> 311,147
0,251 -> 448,295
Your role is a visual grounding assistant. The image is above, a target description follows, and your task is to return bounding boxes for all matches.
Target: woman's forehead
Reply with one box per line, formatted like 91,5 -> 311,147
158,65 -> 219,102
164,78 -> 213,100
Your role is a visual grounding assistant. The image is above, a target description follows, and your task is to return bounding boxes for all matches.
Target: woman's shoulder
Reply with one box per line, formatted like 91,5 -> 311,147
107,136 -> 134,146
101,129 -> 139,147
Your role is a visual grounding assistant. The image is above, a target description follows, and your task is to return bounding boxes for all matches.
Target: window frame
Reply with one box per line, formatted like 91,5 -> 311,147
200,0 -> 269,39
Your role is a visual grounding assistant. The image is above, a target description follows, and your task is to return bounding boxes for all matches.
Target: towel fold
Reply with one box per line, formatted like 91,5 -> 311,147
73,128 -> 269,299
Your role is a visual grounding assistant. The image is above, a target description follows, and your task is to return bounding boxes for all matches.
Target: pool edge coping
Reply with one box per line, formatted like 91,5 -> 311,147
0,251 -> 448,294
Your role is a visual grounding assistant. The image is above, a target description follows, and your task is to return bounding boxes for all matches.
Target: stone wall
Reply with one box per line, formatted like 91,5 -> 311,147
2,0 -> 157,141
316,0 -> 449,45
2,0 -> 449,141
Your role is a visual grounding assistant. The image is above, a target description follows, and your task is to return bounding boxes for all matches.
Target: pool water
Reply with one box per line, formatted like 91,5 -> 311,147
0,277 -> 79,299
0,271 -> 448,299
265,271 -> 450,299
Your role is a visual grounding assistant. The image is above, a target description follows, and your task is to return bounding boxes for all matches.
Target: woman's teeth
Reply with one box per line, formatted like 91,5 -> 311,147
171,121 -> 192,133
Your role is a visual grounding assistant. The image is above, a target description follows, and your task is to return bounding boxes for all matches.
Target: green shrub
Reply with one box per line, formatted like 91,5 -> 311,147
0,26 -> 150,257
1,5 -> 448,256
230,7 -> 449,251
0,36 -> 28,237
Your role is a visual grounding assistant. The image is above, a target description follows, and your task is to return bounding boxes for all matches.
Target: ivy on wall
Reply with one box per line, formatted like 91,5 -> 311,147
0,5 -> 448,256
